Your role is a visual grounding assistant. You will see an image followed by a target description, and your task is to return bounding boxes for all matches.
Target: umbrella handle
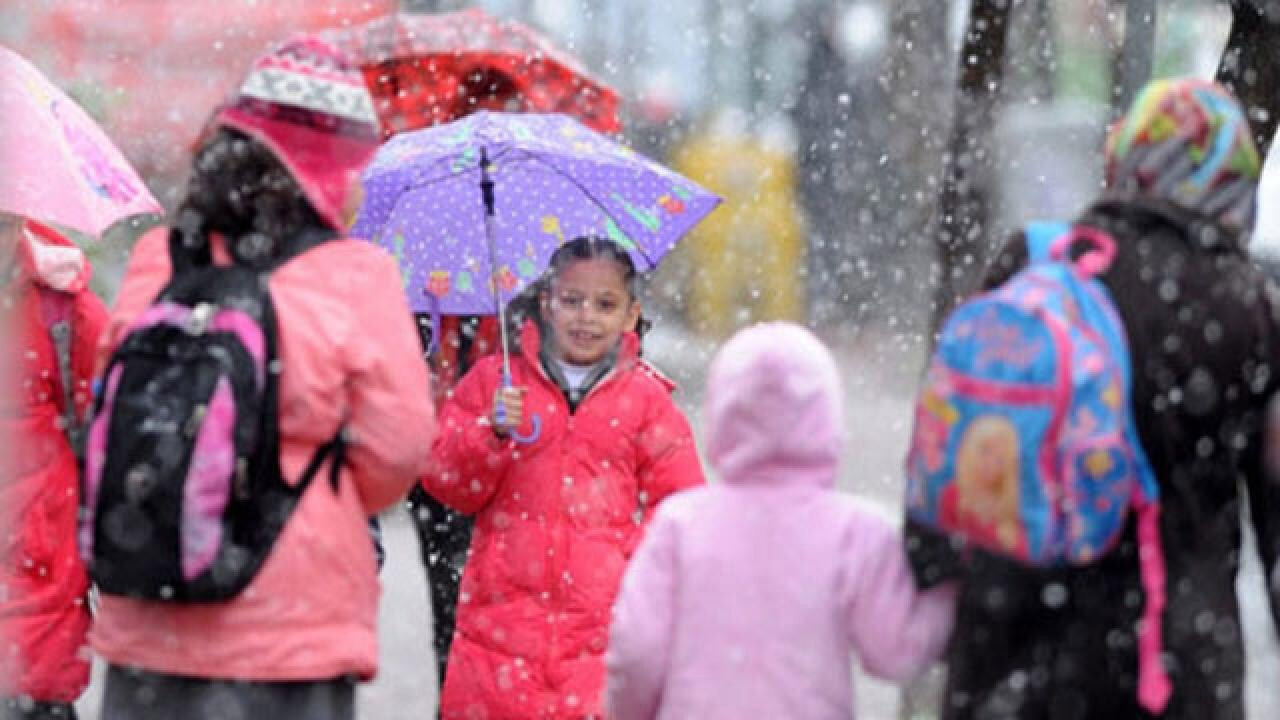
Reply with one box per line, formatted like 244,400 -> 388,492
422,292 -> 442,357
497,372 -> 542,445
511,414 -> 542,444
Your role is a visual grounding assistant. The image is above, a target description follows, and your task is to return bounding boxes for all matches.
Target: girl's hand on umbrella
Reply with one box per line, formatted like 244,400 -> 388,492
491,386 -> 526,437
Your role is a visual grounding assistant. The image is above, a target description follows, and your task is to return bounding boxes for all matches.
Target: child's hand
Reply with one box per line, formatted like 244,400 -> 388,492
491,386 -> 526,437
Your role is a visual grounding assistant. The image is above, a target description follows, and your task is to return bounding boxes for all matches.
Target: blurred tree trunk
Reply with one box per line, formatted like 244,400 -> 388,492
930,0 -> 1014,335
399,0 -> 444,12
1110,0 -> 1156,121
793,9 -> 858,328
1216,0 -> 1280,158
867,0 -> 952,340
883,0 -> 958,698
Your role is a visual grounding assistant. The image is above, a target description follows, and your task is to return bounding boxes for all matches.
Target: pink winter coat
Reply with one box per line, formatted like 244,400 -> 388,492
605,323 -> 957,720
89,226 -> 435,681
1,221 -> 105,702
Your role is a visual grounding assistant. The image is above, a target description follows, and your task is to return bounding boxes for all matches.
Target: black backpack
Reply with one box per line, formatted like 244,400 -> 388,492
83,228 -> 342,602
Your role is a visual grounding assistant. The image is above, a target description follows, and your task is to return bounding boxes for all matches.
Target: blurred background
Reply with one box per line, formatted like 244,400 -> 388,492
0,0 -> 1240,343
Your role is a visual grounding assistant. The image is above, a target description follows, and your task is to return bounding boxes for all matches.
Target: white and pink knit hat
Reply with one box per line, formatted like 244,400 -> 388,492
214,35 -> 379,231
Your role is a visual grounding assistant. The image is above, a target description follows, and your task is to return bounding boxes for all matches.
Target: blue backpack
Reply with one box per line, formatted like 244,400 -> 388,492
905,221 -> 1171,713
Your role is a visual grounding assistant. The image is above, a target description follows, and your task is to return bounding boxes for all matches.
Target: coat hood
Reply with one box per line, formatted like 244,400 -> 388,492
704,322 -> 843,487
16,220 -> 90,293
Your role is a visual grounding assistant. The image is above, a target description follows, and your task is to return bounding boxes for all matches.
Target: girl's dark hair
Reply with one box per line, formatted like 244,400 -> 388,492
506,235 -> 652,344
171,126 -> 327,270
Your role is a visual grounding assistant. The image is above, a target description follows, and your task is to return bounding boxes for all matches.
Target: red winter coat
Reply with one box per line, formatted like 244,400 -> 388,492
423,321 -> 705,719
0,221 -> 106,702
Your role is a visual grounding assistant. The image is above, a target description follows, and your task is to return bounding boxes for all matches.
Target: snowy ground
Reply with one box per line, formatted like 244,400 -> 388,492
76,322 -> 1280,719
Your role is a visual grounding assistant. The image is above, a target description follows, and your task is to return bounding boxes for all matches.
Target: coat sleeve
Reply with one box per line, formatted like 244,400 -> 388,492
1249,401 -> 1280,634
635,387 -> 704,523
605,505 -> 678,720
420,358 -> 517,515
904,518 -> 966,588
847,508 -> 957,683
1248,278 -> 1280,632
341,251 -> 436,513
71,286 -> 108,420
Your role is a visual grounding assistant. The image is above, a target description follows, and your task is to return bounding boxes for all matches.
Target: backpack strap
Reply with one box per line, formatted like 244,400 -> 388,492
368,516 -> 385,571
1026,221 -> 1117,277
297,430 -> 346,495
1135,499 -> 1171,712
168,226 -> 213,275
296,431 -> 385,570
1055,229 -> 1168,712
37,287 -> 83,460
1024,221 -> 1072,264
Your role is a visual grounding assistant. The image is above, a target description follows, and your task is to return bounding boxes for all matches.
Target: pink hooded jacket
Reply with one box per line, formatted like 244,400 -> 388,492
605,323 -> 957,720
88,226 -> 434,681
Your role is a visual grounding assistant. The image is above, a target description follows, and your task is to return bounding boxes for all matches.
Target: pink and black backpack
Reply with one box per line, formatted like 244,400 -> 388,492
82,229 -> 341,602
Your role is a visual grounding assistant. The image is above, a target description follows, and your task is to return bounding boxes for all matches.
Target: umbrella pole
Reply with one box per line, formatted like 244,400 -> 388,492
479,148 -> 512,381
479,146 -> 541,445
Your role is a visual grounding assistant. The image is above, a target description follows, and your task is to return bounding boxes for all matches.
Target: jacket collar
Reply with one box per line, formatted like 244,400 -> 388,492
517,319 -> 644,409
517,319 -> 641,375
1089,193 -> 1247,254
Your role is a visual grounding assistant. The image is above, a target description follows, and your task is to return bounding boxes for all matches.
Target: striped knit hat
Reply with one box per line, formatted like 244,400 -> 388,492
1105,78 -> 1260,231
214,35 -> 380,231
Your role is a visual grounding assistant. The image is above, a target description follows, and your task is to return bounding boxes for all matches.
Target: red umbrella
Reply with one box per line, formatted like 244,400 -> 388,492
321,8 -> 621,137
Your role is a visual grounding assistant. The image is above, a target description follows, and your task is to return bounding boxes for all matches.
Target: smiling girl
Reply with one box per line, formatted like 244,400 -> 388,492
421,236 -> 705,719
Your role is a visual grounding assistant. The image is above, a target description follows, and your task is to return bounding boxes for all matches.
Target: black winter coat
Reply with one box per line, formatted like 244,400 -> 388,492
907,198 -> 1280,720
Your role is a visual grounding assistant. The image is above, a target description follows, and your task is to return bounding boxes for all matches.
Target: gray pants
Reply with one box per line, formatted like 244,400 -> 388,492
101,666 -> 354,720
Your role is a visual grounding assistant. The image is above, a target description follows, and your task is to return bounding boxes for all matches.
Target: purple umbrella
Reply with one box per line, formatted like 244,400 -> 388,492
351,111 -> 720,435
351,110 -> 720,319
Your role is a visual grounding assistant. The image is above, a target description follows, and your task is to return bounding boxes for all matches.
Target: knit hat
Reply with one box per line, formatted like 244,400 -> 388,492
1105,78 -> 1260,230
214,35 -> 380,231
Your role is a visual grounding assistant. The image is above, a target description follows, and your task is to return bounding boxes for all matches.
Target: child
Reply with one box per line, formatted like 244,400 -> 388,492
1,217 -> 106,720
402,63 -> 525,692
605,323 -> 956,720
422,236 -> 704,720
90,38 -> 433,720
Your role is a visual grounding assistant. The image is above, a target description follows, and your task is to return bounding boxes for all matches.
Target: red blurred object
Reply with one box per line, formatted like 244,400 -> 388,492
11,3 -> 619,198
321,8 -> 621,137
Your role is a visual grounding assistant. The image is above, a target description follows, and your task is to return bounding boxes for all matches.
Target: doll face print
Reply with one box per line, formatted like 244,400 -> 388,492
954,414 -> 1024,552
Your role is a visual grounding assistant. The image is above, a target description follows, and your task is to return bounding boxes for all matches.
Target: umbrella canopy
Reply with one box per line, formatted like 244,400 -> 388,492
322,9 -> 621,136
351,111 -> 719,316
0,45 -> 162,236
8,1 -> 395,184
